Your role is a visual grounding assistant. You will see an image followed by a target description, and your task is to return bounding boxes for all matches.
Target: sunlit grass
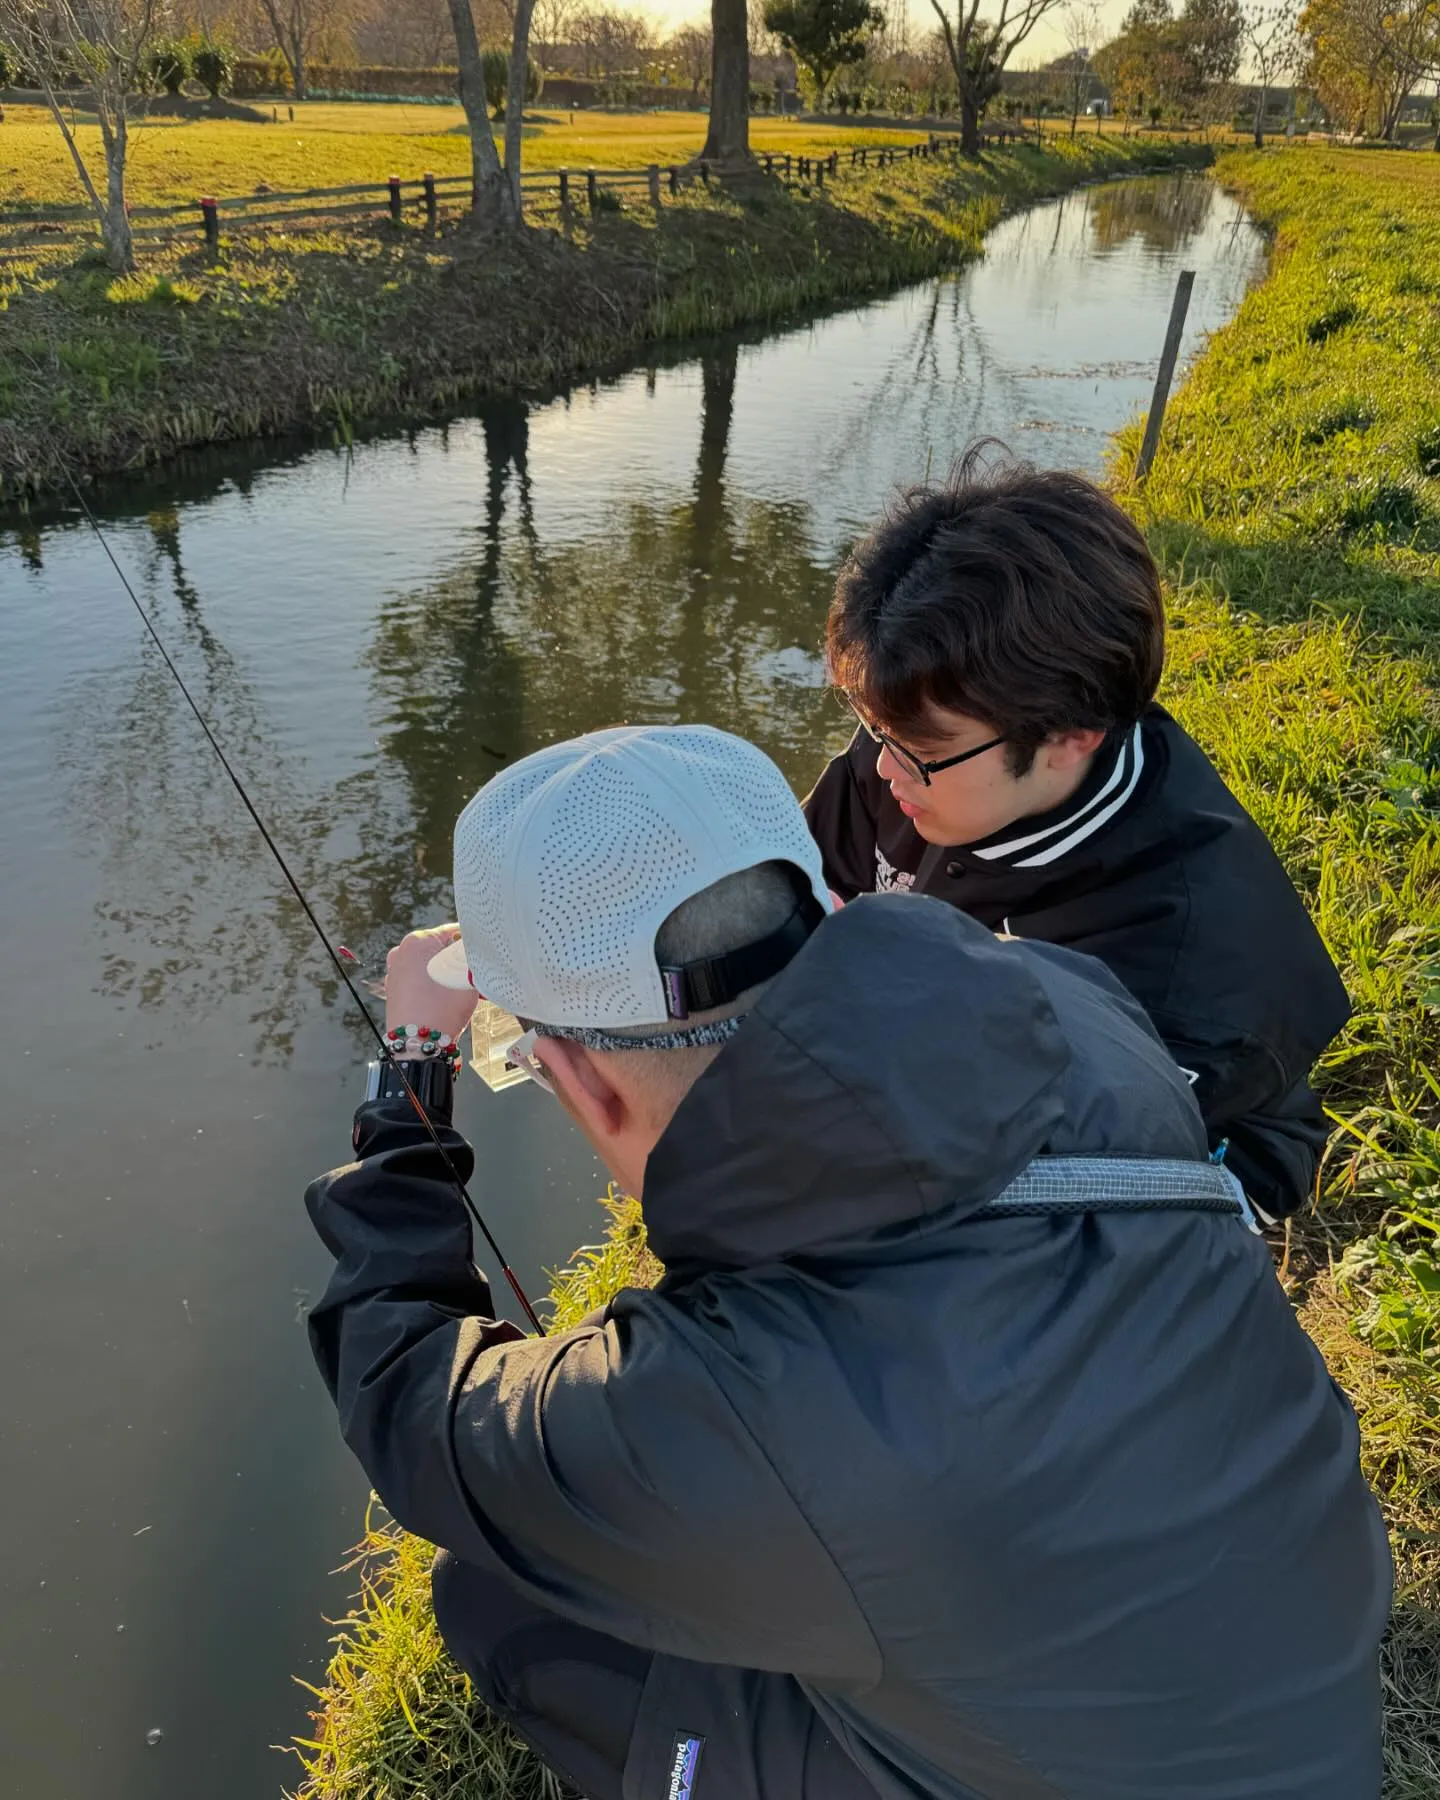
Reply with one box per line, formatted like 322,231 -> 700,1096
0,103 -> 999,212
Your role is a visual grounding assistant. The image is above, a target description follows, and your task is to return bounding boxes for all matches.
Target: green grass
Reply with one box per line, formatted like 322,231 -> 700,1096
0,131 -> 1206,503
291,146 -> 1440,1800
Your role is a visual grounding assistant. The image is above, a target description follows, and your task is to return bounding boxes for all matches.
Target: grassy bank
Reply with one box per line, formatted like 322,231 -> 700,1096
0,132 -> 1204,503
289,146 -> 1440,1800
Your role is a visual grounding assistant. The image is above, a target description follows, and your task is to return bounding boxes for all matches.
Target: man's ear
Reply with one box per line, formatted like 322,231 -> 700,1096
1043,727 -> 1107,771
533,1036 -> 627,1143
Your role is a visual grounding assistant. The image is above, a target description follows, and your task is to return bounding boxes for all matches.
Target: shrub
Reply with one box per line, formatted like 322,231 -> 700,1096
0,43 -> 15,89
145,37 -> 190,96
480,48 -> 541,120
191,42 -> 235,101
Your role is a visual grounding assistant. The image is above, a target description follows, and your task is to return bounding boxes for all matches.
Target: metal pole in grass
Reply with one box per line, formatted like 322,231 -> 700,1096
1134,269 -> 1195,483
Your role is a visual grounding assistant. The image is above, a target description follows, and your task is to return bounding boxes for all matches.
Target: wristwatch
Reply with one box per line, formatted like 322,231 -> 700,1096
363,1054 -> 454,1119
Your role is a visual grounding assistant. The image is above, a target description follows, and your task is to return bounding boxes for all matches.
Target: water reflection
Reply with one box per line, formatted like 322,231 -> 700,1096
1086,173 -> 1216,255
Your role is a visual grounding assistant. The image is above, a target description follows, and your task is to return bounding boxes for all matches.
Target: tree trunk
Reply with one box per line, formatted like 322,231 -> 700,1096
446,0 -> 517,226
701,0 -> 750,164
959,89 -> 981,153
1252,86 -> 1266,147
291,39 -> 308,102
93,104 -> 136,272
503,0 -> 538,213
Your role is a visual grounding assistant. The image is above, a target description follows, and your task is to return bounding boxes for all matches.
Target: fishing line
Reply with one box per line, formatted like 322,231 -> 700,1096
62,469 -> 545,1335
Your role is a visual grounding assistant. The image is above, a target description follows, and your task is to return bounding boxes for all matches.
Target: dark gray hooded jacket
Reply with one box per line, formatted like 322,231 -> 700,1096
306,896 -> 1390,1800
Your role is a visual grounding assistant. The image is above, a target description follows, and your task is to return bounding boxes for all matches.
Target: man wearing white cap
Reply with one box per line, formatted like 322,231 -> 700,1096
305,724 -> 1387,1800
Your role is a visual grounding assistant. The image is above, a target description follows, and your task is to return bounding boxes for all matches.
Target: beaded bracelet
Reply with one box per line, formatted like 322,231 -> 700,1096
386,1025 -> 461,1071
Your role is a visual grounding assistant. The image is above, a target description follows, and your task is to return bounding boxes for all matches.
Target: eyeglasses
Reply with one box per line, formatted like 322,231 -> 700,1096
505,1028 -> 556,1095
841,692 -> 1004,788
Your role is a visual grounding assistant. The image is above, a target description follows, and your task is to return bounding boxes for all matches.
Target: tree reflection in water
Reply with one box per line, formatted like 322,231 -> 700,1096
1086,174 -> 1214,257
365,340 -> 844,893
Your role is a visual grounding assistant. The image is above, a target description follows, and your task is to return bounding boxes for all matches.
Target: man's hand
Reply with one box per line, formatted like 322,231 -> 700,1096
384,925 -> 478,1041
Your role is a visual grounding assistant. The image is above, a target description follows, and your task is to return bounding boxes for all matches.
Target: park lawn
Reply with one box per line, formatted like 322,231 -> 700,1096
292,148 -> 1440,1800
0,103 -> 944,212
0,132 -> 1205,501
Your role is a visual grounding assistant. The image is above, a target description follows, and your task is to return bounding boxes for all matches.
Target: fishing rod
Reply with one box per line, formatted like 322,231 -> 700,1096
62,470 -> 545,1336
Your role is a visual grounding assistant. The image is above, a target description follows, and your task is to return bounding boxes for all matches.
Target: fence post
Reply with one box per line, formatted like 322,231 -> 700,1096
388,175 -> 403,223
586,168 -> 598,210
784,153 -> 791,178
1135,270 -> 1195,482
648,162 -> 661,208
699,159 -> 711,187
423,171 -> 438,228
816,160 -> 825,189
559,168 -> 570,209
200,196 -> 219,250
668,164 -> 680,194
830,152 -> 838,174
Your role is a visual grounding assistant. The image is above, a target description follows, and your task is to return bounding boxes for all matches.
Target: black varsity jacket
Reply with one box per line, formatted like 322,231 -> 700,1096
803,704 -> 1351,1220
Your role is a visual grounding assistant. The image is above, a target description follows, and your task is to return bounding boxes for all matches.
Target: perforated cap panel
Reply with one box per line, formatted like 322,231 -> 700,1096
450,725 -> 830,1027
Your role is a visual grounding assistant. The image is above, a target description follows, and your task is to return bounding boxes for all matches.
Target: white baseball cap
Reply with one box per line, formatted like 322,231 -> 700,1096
427,724 -> 832,1028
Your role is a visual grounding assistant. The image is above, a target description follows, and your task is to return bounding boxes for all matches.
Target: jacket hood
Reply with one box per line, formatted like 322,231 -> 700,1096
642,895 -> 1208,1269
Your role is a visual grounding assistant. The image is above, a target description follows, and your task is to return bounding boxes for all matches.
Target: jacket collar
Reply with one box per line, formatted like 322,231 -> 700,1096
639,899 -> 1072,1271
944,719 -> 1146,873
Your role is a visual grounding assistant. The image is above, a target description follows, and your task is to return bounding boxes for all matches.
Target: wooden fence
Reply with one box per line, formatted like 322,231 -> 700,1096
0,132 -> 983,261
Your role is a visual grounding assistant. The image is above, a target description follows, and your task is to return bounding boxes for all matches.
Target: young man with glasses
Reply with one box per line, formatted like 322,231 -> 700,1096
804,454 -> 1349,1223
304,724 -> 1387,1800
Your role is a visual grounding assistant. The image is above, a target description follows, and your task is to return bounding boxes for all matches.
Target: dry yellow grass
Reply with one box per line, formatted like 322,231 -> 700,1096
0,103 -> 937,211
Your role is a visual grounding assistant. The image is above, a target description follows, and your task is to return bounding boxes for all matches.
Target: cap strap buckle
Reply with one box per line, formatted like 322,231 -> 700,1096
658,892 -> 825,1021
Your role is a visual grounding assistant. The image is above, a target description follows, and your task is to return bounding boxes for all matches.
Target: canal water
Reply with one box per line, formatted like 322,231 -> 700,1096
0,173 -> 1265,1800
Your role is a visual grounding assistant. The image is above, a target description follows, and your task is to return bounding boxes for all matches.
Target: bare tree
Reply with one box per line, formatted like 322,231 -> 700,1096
1243,0 -> 1302,142
570,5 -> 655,75
1061,0 -> 1103,130
531,0 -> 576,60
668,18 -> 714,96
254,0 -> 353,97
0,0 -> 173,270
929,0 -> 1068,150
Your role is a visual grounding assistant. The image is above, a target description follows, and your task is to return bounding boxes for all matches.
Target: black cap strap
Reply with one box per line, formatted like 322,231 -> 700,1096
659,889 -> 826,1020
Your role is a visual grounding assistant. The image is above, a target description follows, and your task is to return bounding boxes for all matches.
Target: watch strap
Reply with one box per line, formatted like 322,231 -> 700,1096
363,1054 -> 454,1119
